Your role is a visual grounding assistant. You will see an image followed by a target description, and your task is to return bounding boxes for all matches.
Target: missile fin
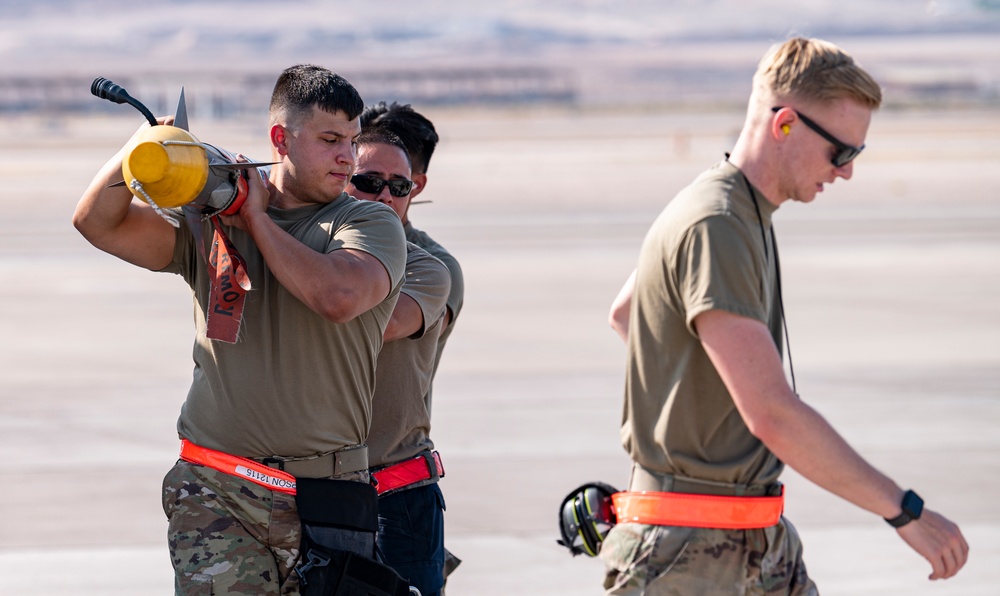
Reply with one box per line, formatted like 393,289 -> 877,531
173,88 -> 190,131
209,161 -> 277,172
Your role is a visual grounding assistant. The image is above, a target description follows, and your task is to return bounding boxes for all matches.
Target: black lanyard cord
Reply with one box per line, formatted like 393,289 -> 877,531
742,172 -> 798,394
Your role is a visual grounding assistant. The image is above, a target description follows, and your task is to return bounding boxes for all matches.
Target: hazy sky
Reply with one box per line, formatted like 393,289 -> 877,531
3,0 -> 998,76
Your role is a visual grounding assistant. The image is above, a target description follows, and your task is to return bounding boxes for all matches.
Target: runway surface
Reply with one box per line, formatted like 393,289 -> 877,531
1,106 -> 998,594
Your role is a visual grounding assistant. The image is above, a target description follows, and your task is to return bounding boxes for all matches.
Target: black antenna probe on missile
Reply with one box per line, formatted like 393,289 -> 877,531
91,77 -> 158,127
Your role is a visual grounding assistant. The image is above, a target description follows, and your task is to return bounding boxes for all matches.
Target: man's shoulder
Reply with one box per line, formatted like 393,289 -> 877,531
404,223 -> 440,248
676,162 -> 744,209
643,163 -> 756,257
404,222 -> 464,319
405,224 -> 460,269
657,163 -> 752,232
404,242 -> 451,291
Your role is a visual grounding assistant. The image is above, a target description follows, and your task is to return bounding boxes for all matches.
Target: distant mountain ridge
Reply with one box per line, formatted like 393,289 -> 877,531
2,0 -> 998,112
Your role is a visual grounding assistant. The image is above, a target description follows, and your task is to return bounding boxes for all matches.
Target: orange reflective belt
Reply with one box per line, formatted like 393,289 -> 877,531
372,451 -> 445,496
612,487 -> 784,530
179,439 -> 297,495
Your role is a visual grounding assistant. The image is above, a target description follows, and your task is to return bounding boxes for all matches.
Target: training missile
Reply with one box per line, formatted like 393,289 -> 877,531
91,77 -> 274,221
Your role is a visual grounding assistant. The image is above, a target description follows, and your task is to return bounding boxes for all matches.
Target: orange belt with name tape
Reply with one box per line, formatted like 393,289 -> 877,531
612,487 -> 784,530
180,439 -> 298,495
372,451 -> 444,496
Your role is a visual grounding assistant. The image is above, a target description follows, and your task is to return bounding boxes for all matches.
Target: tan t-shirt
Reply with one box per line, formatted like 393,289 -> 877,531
622,160 -> 784,488
162,193 -> 407,458
404,222 -> 464,410
367,243 -> 451,468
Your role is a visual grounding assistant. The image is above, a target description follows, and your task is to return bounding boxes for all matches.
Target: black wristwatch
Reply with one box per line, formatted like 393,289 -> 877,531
884,489 -> 924,528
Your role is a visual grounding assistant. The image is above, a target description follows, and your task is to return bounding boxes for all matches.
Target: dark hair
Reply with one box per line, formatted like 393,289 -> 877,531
269,64 -> 364,129
360,101 -> 438,174
357,127 -> 412,170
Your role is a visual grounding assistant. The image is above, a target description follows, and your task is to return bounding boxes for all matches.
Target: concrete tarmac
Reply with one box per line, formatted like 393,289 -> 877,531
1,107 -> 998,594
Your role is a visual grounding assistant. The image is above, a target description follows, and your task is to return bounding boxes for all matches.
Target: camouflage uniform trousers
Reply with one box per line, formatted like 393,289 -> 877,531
599,516 -> 818,596
162,459 -> 368,595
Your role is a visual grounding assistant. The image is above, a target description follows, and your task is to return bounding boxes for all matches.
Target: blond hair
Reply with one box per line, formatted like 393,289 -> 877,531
754,37 -> 882,108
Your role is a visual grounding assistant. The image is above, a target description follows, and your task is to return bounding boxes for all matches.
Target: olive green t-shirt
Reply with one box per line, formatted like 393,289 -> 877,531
367,243 -> 451,468
404,222 -> 464,410
622,160 -> 784,487
163,193 -> 407,458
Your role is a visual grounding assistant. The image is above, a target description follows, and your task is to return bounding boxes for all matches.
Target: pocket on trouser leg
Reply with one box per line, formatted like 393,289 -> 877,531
600,524 -> 642,593
163,462 -> 281,594
166,498 -> 281,594
759,519 -> 819,596
644,528 -> 746,594
173,574 -> 212,596
378,485 -> 444,565
599,524 -> 692,594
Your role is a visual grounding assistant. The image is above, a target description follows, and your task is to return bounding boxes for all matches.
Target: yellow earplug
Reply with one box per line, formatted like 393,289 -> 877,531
781,124 -> 791,135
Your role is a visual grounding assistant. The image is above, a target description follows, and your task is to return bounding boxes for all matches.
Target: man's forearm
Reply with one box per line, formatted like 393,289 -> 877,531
757,397 -> 905,519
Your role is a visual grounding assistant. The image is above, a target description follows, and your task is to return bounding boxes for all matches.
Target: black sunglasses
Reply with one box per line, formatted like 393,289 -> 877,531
350,174 -> 413,197
772,106 -> 864,167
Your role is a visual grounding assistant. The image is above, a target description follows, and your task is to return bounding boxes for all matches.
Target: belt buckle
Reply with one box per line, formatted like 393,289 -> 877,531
260,456 -> 286,471
420,451 -> 440,482
334,445 -> 368,476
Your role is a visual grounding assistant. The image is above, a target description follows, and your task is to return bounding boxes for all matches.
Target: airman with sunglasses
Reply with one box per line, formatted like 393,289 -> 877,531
347,127 -> 453,596
360,103 -> 465,400
601,38 -> 968,594
360,102 -> 466,592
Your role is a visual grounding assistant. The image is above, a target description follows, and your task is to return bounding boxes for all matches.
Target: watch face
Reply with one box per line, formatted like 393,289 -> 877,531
902,490 -> 924,518
885,490 -> 924,528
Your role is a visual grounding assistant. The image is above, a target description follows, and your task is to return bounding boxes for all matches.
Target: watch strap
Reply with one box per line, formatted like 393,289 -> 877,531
884,489 -> 923,528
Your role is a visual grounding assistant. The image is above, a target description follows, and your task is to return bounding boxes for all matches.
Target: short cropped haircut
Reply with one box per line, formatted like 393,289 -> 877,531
360,102 -> 439,174
357,127 -> 412,170
269,64 -> 364,129
754,37 -> 882,108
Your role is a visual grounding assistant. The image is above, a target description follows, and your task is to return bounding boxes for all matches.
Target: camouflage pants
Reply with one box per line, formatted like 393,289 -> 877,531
162,460 -> 304,595
599,517 -> 818,596
163,461 -> 372,595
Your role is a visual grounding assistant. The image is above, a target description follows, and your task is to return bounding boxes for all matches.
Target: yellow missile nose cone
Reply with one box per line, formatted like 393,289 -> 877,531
122,125 -> 209,209
127,141 -> 169,183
